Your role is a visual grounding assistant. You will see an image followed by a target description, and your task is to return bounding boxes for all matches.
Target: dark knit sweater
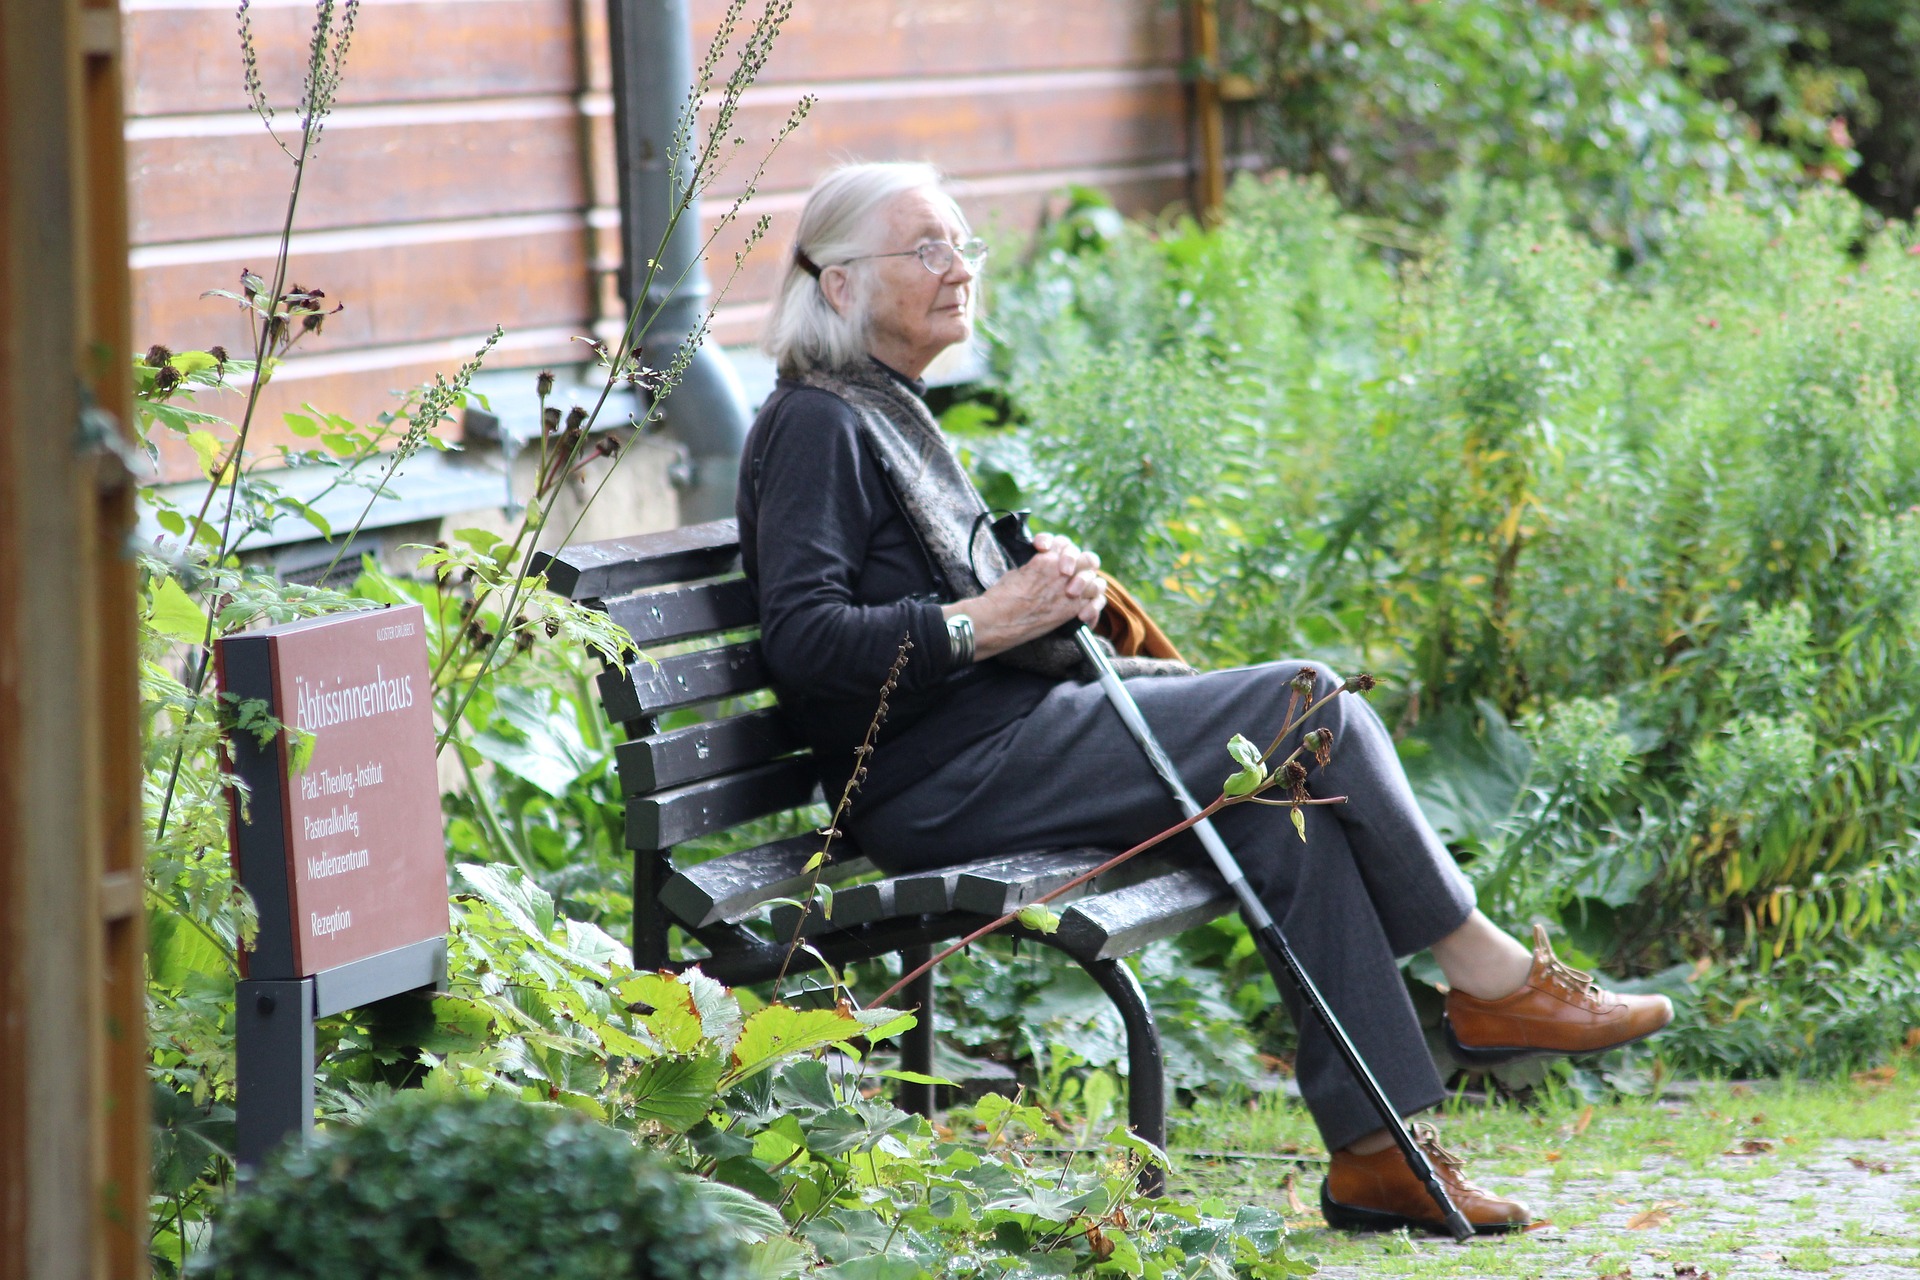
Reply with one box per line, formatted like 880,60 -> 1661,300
736,368 -> 1052,809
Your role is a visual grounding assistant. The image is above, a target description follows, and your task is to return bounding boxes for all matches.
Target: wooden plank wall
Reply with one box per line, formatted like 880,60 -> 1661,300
124,0 -> 1192,482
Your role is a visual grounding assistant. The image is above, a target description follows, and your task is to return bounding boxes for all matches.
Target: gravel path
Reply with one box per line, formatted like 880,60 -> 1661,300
1303,1135 -> 1919,1278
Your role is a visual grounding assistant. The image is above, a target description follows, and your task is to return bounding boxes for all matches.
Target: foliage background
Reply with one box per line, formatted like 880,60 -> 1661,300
957,170 -> 1920,1082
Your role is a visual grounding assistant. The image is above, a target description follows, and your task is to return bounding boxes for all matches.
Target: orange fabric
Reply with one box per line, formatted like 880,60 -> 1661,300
1092,572 -> 1186,663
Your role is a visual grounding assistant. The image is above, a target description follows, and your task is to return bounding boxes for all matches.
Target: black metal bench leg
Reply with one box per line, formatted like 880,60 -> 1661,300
632,849 -> 672,971
897,944 -> 937,1119
1080,957 -> 1167,1196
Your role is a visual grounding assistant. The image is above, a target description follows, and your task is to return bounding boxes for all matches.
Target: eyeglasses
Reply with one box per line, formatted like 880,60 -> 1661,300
846,237 -> 989,275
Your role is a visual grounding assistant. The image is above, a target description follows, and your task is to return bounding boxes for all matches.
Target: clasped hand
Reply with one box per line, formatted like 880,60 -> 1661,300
944,532 -> 1105,662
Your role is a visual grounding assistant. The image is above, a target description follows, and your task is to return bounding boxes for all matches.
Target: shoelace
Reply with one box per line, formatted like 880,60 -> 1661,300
1409,1123 -> 1491,1193
1530,924 -> 1613,1008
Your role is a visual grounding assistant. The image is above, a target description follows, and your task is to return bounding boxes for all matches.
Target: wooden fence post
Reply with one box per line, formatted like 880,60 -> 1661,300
1,0 -> 149,1273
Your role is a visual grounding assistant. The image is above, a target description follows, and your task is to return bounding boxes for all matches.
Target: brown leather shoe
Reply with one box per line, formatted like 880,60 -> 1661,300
1321,1123 -> 1533,1235
1444,924 -> 1674,1066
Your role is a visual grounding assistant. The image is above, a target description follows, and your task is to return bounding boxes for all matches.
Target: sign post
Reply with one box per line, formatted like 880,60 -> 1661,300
218,603 -> 451,1168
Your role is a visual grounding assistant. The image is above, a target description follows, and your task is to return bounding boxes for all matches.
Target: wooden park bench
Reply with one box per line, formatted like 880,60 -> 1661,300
535,519 -> 1235,1182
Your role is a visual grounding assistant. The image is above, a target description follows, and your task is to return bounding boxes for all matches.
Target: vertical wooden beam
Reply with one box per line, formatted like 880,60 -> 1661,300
577,0 -> 627,347
1190,0 -> 1228,222
1,0 -> 148,1272
82,0 -> 152,1271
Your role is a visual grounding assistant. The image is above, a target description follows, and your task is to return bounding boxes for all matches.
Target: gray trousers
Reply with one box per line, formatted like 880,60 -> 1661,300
850,661 -> 1476,1152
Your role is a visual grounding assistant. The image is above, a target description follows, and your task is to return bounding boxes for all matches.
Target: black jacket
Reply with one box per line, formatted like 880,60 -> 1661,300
736,371 -> 1050,808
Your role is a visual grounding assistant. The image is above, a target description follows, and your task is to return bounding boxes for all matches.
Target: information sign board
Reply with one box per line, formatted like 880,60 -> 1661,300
218,604 -> 449,978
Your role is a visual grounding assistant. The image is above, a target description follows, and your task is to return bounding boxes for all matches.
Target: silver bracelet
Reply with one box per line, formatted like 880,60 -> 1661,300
945,612 -> 975,666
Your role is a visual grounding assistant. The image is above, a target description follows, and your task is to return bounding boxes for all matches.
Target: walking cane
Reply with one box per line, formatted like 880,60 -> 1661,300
990,513 -> 1477,1242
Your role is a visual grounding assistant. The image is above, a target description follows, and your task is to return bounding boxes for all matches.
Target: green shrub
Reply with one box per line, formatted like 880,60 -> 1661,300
969,174 -> 1920,1076
1219,0 -> 1809,254
199,1092 -> 745,1280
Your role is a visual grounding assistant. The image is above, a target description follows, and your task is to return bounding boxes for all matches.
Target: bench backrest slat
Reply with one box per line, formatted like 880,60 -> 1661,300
625,757 -> 821,851
597,640 -> 768,723
601,577 -> 758,647
614,708 -> 802,794
536,519 -> 741,600
542,522 -> 866,939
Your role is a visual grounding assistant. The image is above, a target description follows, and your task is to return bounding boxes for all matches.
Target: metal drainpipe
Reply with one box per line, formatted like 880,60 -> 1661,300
605,0 -> 752,525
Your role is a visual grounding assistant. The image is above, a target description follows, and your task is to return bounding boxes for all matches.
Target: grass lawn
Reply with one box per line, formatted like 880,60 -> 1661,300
1166,1058 -> 1920,1278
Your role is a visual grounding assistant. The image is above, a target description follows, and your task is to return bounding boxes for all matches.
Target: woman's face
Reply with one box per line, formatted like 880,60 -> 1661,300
828,186 -> 975,379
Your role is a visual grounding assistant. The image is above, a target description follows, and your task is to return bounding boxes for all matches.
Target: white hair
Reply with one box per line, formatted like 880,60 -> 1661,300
761,161 -> 971,378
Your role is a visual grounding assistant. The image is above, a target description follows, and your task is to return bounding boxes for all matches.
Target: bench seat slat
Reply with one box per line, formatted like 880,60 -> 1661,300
616,709 -> 802,793
626,758 -> 821,851
769,879 -> 900,938
951,848 -> 1180,916
891,868 -> 961,916
599,640 -> 767,722
535,519 -> 741,600
1053,871 -> 1234,962
771,848 -> 1197,941
601,576 -> 757,647
659,833 -> 875,928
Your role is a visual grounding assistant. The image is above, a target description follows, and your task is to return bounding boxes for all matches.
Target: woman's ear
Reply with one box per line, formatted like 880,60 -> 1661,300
819,264 -> 853,316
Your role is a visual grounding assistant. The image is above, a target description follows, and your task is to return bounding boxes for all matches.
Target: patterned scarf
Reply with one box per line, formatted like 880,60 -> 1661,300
799,362 -> 1192,682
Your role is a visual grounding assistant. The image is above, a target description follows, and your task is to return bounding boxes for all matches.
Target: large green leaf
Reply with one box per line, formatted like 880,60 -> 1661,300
623,1052 -> 724,1131
465,685 -> 598,797
724,1004 -> 871,1087
683,965 -> 744,1055
148,1082 -> 234,1198
148,902 -> 230,987
453,862 -> 556,939
146,576 -> 209,644
620,972 -> 706,1054
1398,699 -> 1532,847
686,1177 -> 790,1243
739,1236 -> 813,1280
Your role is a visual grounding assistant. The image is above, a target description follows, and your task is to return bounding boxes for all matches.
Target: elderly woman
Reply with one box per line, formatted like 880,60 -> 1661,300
737,161 -> 1671,1234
